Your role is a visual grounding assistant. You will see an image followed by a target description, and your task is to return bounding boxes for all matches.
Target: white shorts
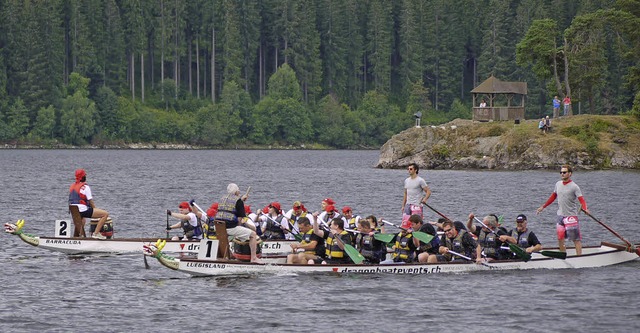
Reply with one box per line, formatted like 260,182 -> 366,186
226,226 -> 254,242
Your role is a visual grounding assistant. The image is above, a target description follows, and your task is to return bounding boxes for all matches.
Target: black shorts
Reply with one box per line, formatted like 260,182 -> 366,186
80,207 -> 94,218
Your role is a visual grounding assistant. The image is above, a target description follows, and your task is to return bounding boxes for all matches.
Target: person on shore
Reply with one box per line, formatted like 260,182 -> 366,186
312,217 -> 353,264
433,220 -> 477,263
545,116 -> 551,132
214,183 -> 258,262
562,96 -> 571,116
409,215 -> 440,263
68,169 -> 110,239
467,213 -> 509,263
166,201 -> 203,240
287,217 -> 325,264
553,96 -> 561,118
499,214 -> 542,258
401,163 -> 431,228
354,219 -> 386,264
536,165 -> 589,256
539,118 -> 546,133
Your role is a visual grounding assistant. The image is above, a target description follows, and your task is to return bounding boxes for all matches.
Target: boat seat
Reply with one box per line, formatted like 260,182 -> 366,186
68,205 -> 86,237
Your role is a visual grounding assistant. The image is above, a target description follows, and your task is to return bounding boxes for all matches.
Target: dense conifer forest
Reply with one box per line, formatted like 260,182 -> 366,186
1,0 -> 639,147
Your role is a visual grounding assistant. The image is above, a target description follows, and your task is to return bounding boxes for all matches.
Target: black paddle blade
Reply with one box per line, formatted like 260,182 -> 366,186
508,243 -> 532,262
540,250 -> 567,260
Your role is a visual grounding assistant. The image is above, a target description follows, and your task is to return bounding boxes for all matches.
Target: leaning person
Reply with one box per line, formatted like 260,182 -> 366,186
312,217 -> 353,264
287,217 -> 325,264
68,169 -> 110,239
215,183 -> 258,262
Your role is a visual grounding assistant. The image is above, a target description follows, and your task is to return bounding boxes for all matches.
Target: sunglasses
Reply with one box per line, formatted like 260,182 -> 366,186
443,228 -> 453,233
560,171 -> 569,174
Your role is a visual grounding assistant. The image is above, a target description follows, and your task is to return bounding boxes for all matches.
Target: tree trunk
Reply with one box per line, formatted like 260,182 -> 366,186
141,53 -> 145,103
563,37 -> 571,99
196,34 -> 200,99
131,53 -> 135,101
211,27 -> 215,103
188,37 -> 192,95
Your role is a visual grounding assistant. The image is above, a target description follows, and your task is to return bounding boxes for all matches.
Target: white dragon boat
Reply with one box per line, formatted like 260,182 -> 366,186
143,238 -> 640,276
4,219 -> 294,256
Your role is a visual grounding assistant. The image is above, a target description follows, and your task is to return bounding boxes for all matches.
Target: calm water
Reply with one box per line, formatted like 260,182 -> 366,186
1,150 -> 639,332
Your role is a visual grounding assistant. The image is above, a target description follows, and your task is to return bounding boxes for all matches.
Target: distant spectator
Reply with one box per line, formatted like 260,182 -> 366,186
552,96 -> 561,118
479,99 -> 487,108
563,96 -> 571,116
539,118 -> 545,133
545,116 -> 551,132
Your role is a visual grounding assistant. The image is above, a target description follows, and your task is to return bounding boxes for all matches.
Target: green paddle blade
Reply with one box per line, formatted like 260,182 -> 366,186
412,231 -> 434,244
508,243 -> 532,262
373,233 -> 396,243
292,232 -> 303,242
540,250 -> 567,259
344,244 -> 365,264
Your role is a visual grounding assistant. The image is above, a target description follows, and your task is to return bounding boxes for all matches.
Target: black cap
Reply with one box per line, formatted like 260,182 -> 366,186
516,214 -> 527,222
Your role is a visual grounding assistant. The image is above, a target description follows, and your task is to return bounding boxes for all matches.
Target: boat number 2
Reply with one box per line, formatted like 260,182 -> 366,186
59,221 -> 68,236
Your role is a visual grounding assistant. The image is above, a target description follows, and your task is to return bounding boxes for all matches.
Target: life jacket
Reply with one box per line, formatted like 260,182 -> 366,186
347,216 -> 359,230
263,215 -> 286,239
356,232 -> 384,263
180,213 -> 203,239
510,229 -> 532,249
288,211 -> 307,229
325,230 -> 350,259
68,182 -> 88,205
216,193 -> 240,228
478,229 -> 508,259
392,232 -> 415,262
444,229 -> 472,260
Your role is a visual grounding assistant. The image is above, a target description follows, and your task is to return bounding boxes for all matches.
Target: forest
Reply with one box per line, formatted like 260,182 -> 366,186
1,0 -> 639,148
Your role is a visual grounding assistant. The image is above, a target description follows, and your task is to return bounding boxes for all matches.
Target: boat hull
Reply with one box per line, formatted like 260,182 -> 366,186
158,242 -> 639,276
20,236 -> 295,256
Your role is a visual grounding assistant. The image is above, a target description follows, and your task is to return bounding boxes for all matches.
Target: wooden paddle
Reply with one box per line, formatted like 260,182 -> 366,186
582,208 -> 640,256
423,203 -> 453,222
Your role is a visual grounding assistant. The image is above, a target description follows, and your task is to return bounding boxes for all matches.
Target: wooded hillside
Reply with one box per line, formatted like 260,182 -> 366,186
1,0 -> 639,148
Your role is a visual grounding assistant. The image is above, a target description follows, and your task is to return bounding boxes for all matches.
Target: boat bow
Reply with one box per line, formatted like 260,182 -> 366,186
4,220 -> 40,247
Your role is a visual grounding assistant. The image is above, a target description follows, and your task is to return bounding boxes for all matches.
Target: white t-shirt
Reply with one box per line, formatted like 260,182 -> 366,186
404,176 -> 428,206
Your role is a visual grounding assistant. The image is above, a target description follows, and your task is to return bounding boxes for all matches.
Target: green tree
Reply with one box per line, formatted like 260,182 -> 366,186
6,98 -> 30,139
29,105 -> 57,140
290,0 -> 322,103
59,73 -> 96,145
366,0 -> 393,93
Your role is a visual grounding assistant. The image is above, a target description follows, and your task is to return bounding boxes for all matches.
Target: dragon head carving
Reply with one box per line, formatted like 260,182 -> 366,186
4,219 -> 25,235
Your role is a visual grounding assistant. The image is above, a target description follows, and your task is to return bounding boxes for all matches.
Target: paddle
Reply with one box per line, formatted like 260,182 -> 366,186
380,220 -> 434,244
262,213 -> 303,241
423,203 -> 453,222
500,246 -> 567,260
331,231 -> 364,264
345,228 -> 397,244
581,208 -> 640,256
448,250 -> 493,269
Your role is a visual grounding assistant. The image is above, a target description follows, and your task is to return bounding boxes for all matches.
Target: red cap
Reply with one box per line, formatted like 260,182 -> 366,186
325,205 -> 335,213
244,205 -> 252,214
342,206 -> 352,213
269,202 -> 281,211
400,220 -> 412,229
323,198 -> 335,205
262,206 -> 269,214
178,202 -> 191,210
206,203 -> 219,217
75,169 -> 86,182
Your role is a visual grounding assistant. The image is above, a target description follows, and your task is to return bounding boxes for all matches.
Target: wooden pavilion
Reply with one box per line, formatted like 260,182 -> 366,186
471,76 -> 527,121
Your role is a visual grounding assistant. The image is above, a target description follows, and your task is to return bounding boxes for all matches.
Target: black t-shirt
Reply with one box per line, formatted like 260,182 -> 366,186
308,232 -> 326,257
235,199 -> 246,218
510,229 -> 541,247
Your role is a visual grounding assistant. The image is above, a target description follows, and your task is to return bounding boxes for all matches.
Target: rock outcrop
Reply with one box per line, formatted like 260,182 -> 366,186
376,116 -> 640,170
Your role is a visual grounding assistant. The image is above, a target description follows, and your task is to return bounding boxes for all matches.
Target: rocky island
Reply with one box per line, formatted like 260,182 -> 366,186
376,115 -> 640,170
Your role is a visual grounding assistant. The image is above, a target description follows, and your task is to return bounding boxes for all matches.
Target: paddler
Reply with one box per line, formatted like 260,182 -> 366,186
499,214 -> 542,258
68,168 -> 110,239
287,217 -> 325,264
166,201 -> 203,240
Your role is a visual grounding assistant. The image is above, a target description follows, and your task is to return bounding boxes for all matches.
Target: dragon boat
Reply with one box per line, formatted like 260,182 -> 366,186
144,238 -> 640,277
4,219 -> 295,257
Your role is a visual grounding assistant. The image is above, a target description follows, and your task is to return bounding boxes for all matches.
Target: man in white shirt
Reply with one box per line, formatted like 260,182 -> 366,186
401,163 -> 431,228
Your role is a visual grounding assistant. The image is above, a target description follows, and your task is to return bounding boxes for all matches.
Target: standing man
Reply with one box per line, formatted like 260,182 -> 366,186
401,163 -> 431,228
562,95 -> 571,116
536,165 -> 589,256
552,96 -> 561,118
215,183 -> 258,261
68,169 -> 110,239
